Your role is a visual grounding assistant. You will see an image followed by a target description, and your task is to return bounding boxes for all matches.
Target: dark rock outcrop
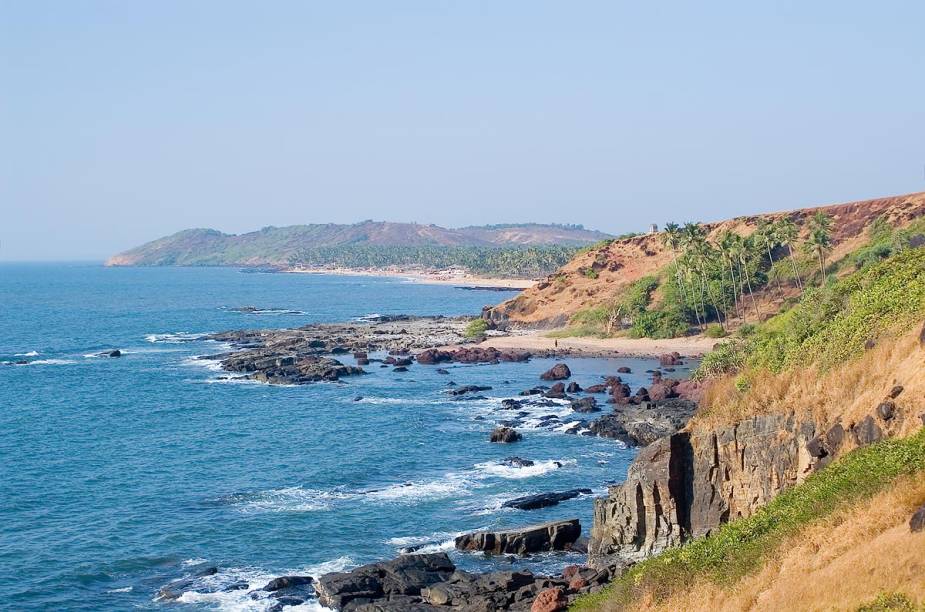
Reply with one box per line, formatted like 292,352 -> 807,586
315,553 -> 455,610
911,504 -> 925,532
658,352 -> 682,366
448,385 -> 492,396
502,489 -> 593,510
589,414 -> 823,567
490,427 -> 522,443
570,397 -> 599,413
540,363 -> 571,381
587,399 -> 696,447
455,519 -> 581,555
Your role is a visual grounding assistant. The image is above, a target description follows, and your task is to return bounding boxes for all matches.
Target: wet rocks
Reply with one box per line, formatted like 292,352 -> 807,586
584,384 -> 608,394
616,366 -> 631,374
544,383 -> 567,399
417,347 -> 531,365
234,355 -> 364,385
540,363 -> 571,381
490,427 -> 522,443
587,399 -> 697,447
503,456 -> 535,468
502,399 -> 524,410
449,385 -> 493,396
502,489 -> 592,510
262,575 -> 314,591
565,382 -> 582,393
454,519 -> 581,555
570,397 -> 599,413
658,352 -> 683,366
315,553 -> 455,610
156,565 -> 219,601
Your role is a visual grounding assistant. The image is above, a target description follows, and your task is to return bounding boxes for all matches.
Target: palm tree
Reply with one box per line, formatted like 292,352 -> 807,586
805,212 -> 833,284
718,230 -> 742,320
661,222 -> 688,308
682,223 -> 725,330
774,217 -> 803,292
756,219 -> 783,295
730,233 -> 760,319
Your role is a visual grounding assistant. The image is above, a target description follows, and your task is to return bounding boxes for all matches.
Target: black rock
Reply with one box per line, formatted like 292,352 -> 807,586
501,489 -> 593,510
570,397 -> 599,413
502,456 -> 535,468
490,426 -> 522,443
263,576 -> 314,591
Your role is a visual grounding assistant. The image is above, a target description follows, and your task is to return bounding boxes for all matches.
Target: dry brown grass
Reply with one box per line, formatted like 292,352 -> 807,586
691,328 -> 925,436
624,474 -> 925,612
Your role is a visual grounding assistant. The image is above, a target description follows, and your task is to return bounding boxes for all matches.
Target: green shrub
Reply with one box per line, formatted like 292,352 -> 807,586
583,267 -> 599,279
693,248 -> 925,379
463,318 -> 489,338
856,592 -> 919,612
630,309 -> 689,339
704,323 -> 728,338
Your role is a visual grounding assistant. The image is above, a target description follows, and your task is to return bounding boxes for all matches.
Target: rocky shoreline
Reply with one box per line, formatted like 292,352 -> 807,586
170,316 -> 707,610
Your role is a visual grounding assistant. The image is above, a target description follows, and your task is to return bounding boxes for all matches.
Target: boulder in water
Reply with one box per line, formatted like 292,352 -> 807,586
540,363 -> 571,381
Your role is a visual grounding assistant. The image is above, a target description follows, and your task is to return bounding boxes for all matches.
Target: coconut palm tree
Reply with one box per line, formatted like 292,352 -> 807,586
717,230 -> 742,320
661,222 -> 687,308
805,211 -> 833,285
729,233 -> 760,319
756,219 -> 783,295
774,217 -> 803,291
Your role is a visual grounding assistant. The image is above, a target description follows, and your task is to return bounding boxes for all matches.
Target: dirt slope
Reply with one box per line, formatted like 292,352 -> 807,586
488,191 -> 925,329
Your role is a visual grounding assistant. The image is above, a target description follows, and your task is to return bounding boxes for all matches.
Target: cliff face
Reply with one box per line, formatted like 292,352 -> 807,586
589,376 -> 923,567
589,414 -> 818,566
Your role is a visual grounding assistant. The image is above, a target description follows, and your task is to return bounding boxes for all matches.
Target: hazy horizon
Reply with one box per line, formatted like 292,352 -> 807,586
3,1 -> 924,261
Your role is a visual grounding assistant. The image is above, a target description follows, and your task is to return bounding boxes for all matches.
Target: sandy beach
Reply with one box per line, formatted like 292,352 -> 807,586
451,332 -> 717,358
287,266 -> 536,289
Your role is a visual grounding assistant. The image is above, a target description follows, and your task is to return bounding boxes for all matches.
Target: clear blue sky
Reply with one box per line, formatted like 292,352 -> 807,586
2,1 -> 923,260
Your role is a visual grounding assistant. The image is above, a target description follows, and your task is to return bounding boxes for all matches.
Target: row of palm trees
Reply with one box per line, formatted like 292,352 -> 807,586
661,211 -> 834,330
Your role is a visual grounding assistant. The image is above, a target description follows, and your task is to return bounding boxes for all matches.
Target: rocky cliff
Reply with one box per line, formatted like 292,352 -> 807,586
589,362 -> 923,567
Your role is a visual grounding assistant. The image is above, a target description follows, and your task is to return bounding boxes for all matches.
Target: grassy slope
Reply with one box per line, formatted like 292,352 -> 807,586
572,247 -> 925,611
572,429 -> 925,611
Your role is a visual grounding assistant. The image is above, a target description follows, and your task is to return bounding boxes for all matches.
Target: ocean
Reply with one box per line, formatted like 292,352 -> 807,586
0,263 -> 674,610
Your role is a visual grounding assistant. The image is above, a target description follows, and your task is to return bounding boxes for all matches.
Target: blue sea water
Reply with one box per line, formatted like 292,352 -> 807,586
0,264 -> 680,611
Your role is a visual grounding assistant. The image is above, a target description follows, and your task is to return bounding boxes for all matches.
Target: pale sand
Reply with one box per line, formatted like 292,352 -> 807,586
287,267 -> 535,289
455,332 -> 717,357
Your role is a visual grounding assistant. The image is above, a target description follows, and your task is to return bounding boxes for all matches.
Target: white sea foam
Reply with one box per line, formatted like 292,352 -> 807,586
14,350 -> 39,357
473,458 -> 574,479
361,473 -> 473,503
106,586 -> 133,593
226,487 -> 349,513
145,332 -> 208,343
385,531 -> 463,554
15,358 -> 77,366
181,356 -> 225,372
169,556 -> 353,611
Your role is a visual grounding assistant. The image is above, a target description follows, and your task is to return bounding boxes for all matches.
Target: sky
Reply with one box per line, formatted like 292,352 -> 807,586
1,1 -> 924,261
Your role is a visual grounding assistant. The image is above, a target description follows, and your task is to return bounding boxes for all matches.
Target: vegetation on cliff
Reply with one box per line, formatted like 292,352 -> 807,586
489,192 -> 925,331
694,247 -> 925,381
572,428 -> 925,611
